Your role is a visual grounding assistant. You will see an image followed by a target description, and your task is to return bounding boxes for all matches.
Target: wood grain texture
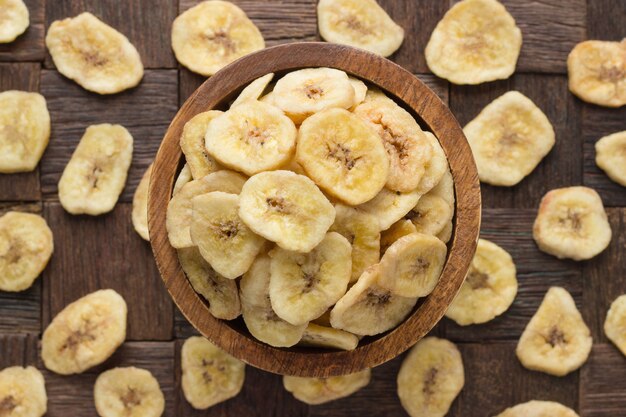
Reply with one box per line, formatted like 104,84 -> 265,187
0,62 -> 41,201
41,202 -> 173,341
579,344 -> 626,417
39,69 -> 178,203
0,0 -> 45,61
415,73 -> 449,104
44,0 -> 177,68
450,74 -> 583,209
0,333 -> 38,368
586,0 -> 626,40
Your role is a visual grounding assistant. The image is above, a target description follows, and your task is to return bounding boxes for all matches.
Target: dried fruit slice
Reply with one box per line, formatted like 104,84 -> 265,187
378,233 -> 447,297
496,400 -> 579,417
272,68 -> 355,124
604,294 -> 626,356
329,204 -> 380,283
180,111 -> 223,180
42,289 -> 127,375
270,232 -> 352,326
437,221 -> 453,244
357,187 -> 422,231
178,247 -> 241,320
567,39 -> 626,107
380,219 -> 417,255
58,124 -> 133,216
430,167 -> 455,209
416,132 -> 448,195
397,337 -> 464,417
354,98 -> 432,192
240,254 -> 306,347
595,131 -> 626,187
0,211 -> 53,292
205,100 -> 297,175
0,366 -> 47,417
317,0 -> 404,57
46,13 -> 143,94
348,77 -> 368,110
464,91 -> 556,186
533,186 -> 612,261
231,73 -> 274,108
94,367 -> 164,417
297,108 -> 389,205
425,0 -> 522,85
0,0 -> 29,43
166,170 -> 246,248
283,369 -> 370,405
445,239 -> 517,325
132,164 -> 151,241
516,287 -> 592,376
171,1 -> 264,76
298,323 -> 359,351
190,192 -> 265,279
238,170 -> 335,252
406,193 -> 454,236
181,336 -> 245,410
173,164 -> 192,195
330,264 -> 417,336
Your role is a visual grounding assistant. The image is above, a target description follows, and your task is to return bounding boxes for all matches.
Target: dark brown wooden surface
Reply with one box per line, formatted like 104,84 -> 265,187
0,0 -> 623,415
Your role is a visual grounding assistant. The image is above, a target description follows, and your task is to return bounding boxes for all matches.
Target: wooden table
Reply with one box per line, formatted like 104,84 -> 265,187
0,1 -> 624,416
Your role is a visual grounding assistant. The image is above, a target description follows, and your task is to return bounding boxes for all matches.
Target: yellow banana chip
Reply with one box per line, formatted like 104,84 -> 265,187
0,0 -> 29,43
496,400 -> 579,417
283,369 -> 370,405
0,366 -> 47,417
132,164 -> 151,241
595,131 -> 626,186
94,367 -> 165,417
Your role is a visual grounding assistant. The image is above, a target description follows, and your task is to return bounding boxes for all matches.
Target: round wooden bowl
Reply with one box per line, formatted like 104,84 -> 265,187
148,42 -> 481,377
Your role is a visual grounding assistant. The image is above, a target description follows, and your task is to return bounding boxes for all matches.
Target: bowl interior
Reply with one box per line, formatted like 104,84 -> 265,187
148,42 -> 481,377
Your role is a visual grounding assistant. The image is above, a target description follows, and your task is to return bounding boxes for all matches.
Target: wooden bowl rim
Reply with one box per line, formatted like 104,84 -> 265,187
148,42 -> 480,377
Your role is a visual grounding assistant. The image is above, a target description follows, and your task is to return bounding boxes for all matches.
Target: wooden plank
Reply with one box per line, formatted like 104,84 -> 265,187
586,0 -> 626,40
174,307 -> 200,340
416,74 -> 449,105
0,63 -> 41,202
450,74 -> 583,209
579,344 -> 626,417
41,202 -> 173,341
39,69 -> 178,203
0,333 -> 38,368
44,0 -> 177,68
0,0 -> 45,61
40,341 -> 176,417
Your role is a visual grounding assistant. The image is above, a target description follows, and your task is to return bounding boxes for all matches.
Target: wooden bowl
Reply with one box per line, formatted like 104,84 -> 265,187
148,42 -> 480,377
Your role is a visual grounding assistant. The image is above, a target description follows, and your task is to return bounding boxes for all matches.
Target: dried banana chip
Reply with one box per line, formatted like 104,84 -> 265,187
58,124 -> 133,216
416,131 -> 448,195
317,0 -> 404,57
172,1 -> 264,76
533,186 -> 612,261
595,131 -> 626,187
173,164 -> 192,195
0,91 -> 50,173
46,13 -> 143,94
231,73 -> 274,108
42,289 -> 127,375
604,294 -> 626,356
181,336 -> 245,410
567,39 -> 626,107
516,287 -> 592,376
406,193 -> 454,236
496,400 -> 579,417
348,77 -> 368,110
445,239 -> 517,325
0,211 -> 53,292
464,91 -> 555,186
94,367 -> 164,417
358,187 -> 422,231
430,167 -> 455,209
436,220 -> 453,244
425,0 -> 522,85
380,219 -> 416,255
298,323 -> 359,351
131,164 -> 151,241
180,111 -> 223,180
283,369 -> 370,405
0,366 -> 47,417
0,0 -> 29,43
397,337 -> 464,417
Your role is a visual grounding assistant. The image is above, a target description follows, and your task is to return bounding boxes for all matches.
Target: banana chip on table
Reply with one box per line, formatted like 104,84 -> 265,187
46,13 -> 143,94
0,211 -> 53,292
132,164 -> 151,241
516,287 -> 592,376
231,73 -> 274,108
445,239 -> 517,326
94,367 -> 164,417
181,336 -> 245,410
533,186 -> 612,261
406,194 -> 454,237
172,1 -> 264,77
464,91 -> 555,186
178,247 -> 241,320
42,289 -> 127,375
240,255 -> 306,347
380,219 -> 416,255
357,187 -> 422,231
297,108 -> 389,205
567,39 -> 626,107
416,132 -> 448,195
495,400 -> 579,417
0,91 -> 50,174
604,294 -> 626,356
180,111 -> 223,180
173,164 -> 192,195
330,264 -> 417,336
425,0 -> 522,85
58,124 -> 133,216
205,100 -> 297,175
397,337 -> 464,417
298,323 -> 359,351
0,366 -> 47,417
283,369 -> 371,405
0,0 -> 29,43
317,0 -> 404,57
595,131 -> 626,187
